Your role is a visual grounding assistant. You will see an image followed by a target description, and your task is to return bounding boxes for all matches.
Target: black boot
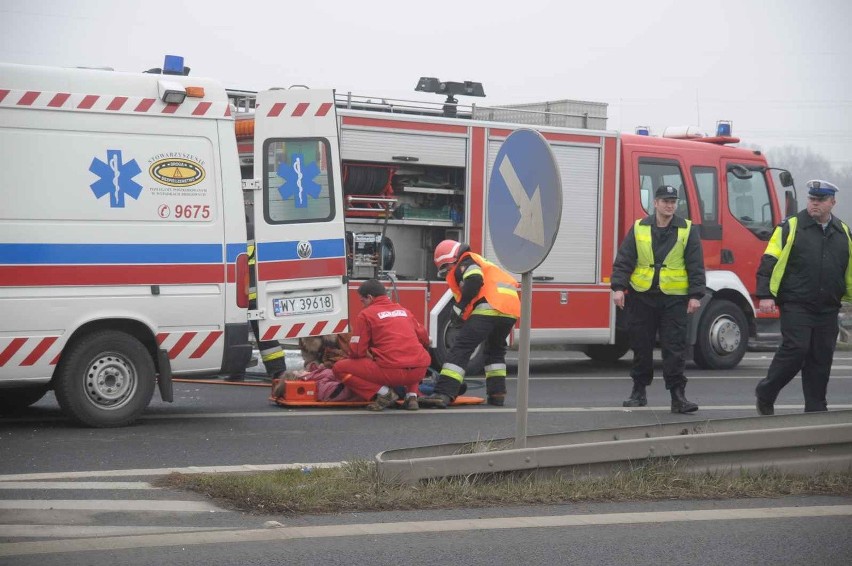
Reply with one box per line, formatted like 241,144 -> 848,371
670,384 -> 698,413
486,376 -> 507,406
419,376 -> 461,409
622,383 -> 647,407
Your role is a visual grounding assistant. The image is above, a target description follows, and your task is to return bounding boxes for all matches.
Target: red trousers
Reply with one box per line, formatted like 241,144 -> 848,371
332,358 -> 426,401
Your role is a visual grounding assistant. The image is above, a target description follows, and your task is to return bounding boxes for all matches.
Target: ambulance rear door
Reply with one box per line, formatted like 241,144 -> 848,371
251,88 -> 348,342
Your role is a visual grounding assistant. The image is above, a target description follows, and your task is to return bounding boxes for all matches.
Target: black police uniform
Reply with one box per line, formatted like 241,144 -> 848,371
611,189 -> 705,411
755,199 -> 851,412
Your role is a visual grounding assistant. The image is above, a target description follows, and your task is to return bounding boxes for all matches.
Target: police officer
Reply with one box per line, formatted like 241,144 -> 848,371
611,185 -> 705,413
419,240 -> 520,409
755,180 -> 852,414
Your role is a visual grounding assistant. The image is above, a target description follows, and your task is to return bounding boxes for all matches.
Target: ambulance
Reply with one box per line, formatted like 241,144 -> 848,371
0,57 -> 348,426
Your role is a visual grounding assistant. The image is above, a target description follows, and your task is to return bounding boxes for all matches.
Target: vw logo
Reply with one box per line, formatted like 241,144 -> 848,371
296,240 -> 313,259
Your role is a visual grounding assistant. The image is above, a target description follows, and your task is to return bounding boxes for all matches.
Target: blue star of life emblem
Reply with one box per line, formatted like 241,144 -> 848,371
89,150 -> 143,208
276,154 -> 322,208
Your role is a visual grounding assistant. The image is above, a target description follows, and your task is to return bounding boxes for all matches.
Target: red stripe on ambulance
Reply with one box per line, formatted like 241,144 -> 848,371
134,98 -> 155,112
107,96 -> 128,111
332,319 -> 349,333
0,338 -> 27,366
189,331 -> 223,359
17,91 -> 40,106
192,101 -> 212,116
20,337 -> 58,366
48,93 -> 71,107
267,102 -> 286,117
315,102 -> 332,116
291,102 -> 309,117
78,95 -> 99,109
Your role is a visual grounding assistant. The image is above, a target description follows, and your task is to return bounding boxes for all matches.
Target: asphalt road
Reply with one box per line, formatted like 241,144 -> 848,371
2,350 -> 851,564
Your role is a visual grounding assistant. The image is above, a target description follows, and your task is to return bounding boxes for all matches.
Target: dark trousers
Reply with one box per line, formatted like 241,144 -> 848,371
435,314 -> 515,397
626,292 -> 688,389
756,304 -> 837,412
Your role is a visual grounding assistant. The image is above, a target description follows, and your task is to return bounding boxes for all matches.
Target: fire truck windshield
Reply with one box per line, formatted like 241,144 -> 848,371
727,167 -> 775,240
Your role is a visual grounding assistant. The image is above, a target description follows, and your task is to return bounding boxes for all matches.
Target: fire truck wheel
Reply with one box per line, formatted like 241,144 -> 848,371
693,299 -> 748,370
0,385 -> 49,414
55,330 -> 156,428
432,306 -> 485,376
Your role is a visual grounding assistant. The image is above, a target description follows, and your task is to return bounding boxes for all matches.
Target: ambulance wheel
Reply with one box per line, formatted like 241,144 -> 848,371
55,330 -> 155,428
693,299 -> 748,370
432,306 -> 485,376
0,385 -> 49,414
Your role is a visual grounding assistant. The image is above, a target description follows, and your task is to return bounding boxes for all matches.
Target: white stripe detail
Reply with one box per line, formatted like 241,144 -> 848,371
0,481 -> 154,490
0,500 -> 221,512
1,505 -> 848,556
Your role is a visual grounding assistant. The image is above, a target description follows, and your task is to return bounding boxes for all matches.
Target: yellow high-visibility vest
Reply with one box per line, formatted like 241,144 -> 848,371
628,219 -> 691,295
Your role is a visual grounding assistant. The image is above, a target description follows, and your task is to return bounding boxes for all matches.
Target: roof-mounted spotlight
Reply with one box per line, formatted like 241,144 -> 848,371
158,80 -> 187,104
415,77 -> 485,118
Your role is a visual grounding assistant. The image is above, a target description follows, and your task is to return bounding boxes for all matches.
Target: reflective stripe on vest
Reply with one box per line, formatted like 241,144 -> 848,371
767,217 -> 852,300
628,219 -> 691,295
446,252 -> 521,319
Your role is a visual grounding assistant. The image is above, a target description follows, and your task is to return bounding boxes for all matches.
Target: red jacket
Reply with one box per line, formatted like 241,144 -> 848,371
349,295 -> 431,368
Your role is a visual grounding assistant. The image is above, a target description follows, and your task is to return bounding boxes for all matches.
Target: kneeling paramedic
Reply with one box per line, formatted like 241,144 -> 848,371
420,240 -> 520,409
332,279 -> 430,411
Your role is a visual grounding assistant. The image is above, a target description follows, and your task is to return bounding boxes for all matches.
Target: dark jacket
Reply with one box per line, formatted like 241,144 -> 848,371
756,210 -> 851,311
611,214 -> 706,299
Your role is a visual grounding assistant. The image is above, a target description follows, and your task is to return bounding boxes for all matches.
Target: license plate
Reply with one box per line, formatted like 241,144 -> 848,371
273,294 -> 334,317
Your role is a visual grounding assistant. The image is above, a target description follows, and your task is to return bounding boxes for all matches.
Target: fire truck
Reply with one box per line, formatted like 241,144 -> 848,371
230,87 -> 795,374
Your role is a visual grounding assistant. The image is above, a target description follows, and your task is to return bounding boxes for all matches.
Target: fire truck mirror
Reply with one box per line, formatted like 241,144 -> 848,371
779,170 -> 794,187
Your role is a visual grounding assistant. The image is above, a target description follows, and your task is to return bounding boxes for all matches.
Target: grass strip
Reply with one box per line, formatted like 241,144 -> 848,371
157,459 -> 852,516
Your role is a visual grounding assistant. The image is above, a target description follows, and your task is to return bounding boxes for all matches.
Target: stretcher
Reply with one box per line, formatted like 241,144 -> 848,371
270,379 -> 484,407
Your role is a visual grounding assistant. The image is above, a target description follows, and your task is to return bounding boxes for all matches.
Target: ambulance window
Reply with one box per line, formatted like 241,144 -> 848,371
263,138 -> 335,224
726,166 -> 774,240
638,159 -> 689,218
691,166 -> 719,225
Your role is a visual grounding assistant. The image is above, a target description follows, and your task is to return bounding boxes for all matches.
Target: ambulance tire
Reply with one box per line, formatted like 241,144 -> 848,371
55,330 -> 156,428
0,385 -> 49,414
692,299 -> 748,370
432,306 -> 485,376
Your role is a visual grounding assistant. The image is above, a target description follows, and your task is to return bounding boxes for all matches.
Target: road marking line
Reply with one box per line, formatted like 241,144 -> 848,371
510,375 -> 852,380
0,525 -> 233,538
0,463 -> 342,482
0,481 -> 155,490
1,505 -> 849,556
0,500 -> 221,512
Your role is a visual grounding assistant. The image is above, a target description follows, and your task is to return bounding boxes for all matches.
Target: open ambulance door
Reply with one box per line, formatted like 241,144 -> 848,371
250,88 -> 349,342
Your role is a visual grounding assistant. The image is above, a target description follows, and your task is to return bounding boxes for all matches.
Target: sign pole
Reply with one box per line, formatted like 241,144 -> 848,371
514,270 -> 533,448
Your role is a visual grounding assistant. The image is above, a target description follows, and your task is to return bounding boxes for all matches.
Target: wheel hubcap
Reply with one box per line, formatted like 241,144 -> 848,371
85,354 -> 136,409
709,316 -> 741,355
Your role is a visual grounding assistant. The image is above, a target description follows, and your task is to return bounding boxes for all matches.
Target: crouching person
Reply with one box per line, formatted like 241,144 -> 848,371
333,279 -> 431,411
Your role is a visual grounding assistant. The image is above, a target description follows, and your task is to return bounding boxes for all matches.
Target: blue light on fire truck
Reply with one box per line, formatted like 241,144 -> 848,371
716,120 -> 732,137
635,126 -> 650,136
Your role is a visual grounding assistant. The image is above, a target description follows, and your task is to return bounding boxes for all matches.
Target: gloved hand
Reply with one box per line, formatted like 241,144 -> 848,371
449,304 -> 464,328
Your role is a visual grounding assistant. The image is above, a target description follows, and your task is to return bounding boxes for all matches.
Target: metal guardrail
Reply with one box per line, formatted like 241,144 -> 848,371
376,410 -> 852,484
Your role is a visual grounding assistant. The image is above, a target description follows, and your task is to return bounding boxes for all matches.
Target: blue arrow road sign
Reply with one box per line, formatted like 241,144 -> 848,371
487,128 -> 563,274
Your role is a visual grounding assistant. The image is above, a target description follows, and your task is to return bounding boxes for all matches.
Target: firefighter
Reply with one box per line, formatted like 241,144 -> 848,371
611,185 -> 705,413
227,210 -> 287,381
419,240 -> 520,409
755,180 -> 852,415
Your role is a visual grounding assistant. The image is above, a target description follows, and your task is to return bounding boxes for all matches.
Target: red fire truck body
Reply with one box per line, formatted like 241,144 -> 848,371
234,93 -> 791,371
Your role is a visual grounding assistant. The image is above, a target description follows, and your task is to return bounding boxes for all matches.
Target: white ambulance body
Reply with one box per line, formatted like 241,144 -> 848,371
0,61 -> 348,426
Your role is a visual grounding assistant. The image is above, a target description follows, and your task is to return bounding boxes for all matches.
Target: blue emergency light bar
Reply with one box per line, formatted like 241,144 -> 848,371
716,120 -> 732,137
635,126 -> 650,136
162,55 -> 190,76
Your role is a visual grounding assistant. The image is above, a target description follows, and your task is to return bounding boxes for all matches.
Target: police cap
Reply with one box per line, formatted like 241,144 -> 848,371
655,185 -> 679,199
807,179 -> 839,198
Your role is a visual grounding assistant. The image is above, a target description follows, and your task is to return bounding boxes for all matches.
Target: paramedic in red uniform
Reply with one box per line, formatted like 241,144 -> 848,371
332,279 -> 431,411
611,185 -> 705,413
419,240 -> 520,409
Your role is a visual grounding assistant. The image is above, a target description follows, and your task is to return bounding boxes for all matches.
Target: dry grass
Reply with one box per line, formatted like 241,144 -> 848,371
157,459 -> 852,516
